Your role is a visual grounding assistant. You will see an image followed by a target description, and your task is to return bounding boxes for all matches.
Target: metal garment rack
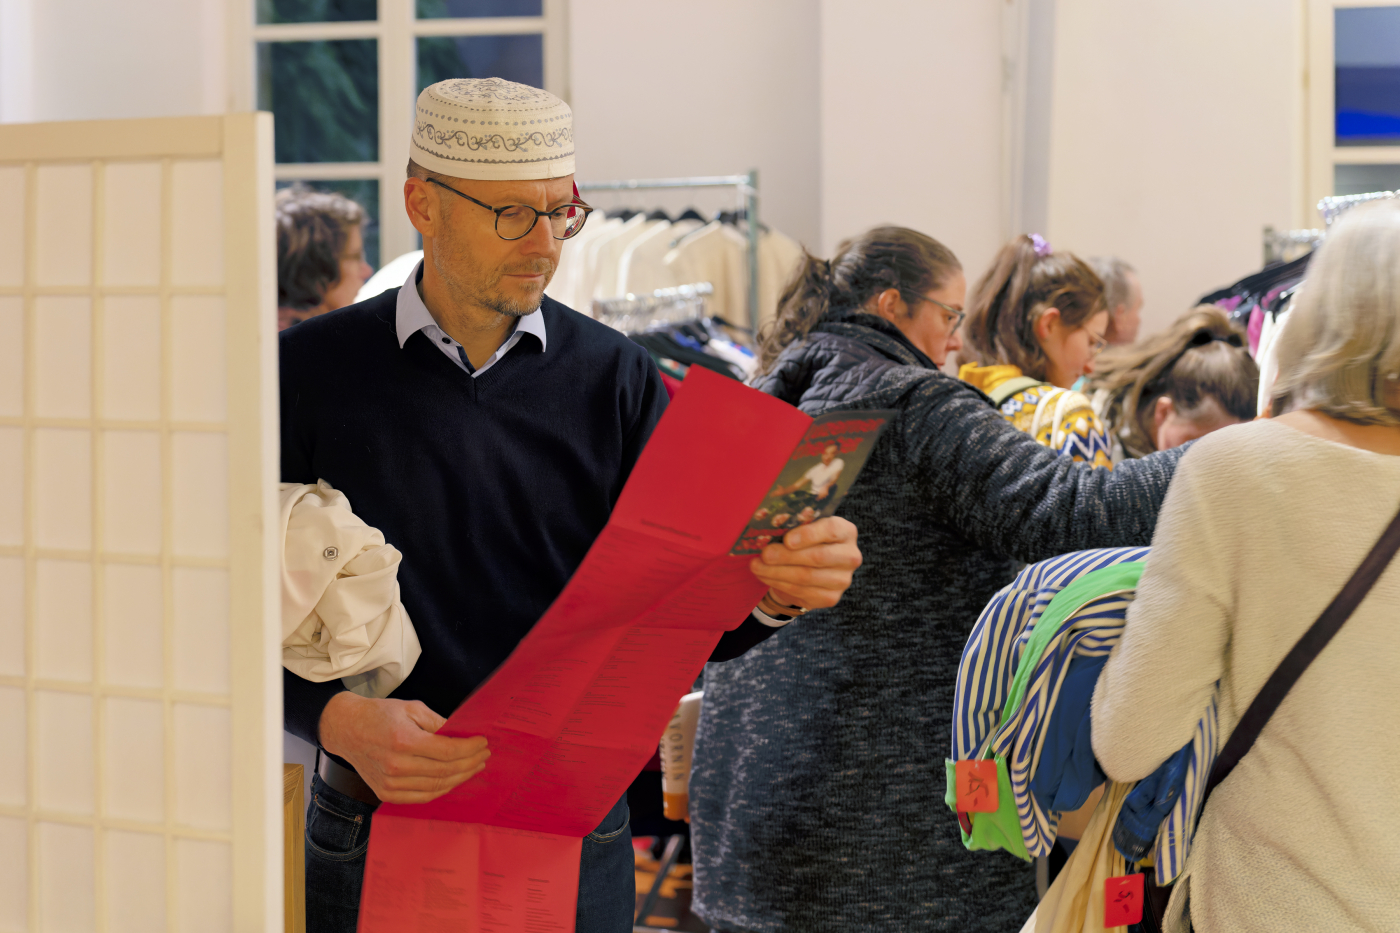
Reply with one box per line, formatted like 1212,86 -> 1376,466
578,171 -> 761,332
1261,189 -> 1400,265
1262,225 -> 1325,265
1317,188 -> 1400,227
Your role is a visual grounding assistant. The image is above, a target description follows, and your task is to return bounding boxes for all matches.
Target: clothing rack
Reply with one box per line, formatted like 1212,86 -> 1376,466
1262,189 -> 1400,265
1317,189 -> 1399,227
578,172 -> 760,332
593,281 -> 714,333
1262,226 -> 1325,265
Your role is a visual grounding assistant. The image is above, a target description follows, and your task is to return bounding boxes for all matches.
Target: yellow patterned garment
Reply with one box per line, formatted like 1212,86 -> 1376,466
959,363 -> 1113,469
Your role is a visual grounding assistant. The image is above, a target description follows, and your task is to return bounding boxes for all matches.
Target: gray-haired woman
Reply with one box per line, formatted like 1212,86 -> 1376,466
689,226 -> 1188,932
1092,201 -> 1400,933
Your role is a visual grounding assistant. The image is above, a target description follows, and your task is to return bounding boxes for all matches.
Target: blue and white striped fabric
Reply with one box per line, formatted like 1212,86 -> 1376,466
951,547 -> 1219,884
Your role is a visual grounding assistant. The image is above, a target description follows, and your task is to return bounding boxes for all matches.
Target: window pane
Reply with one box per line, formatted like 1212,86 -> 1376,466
275,179 -> 381,270
1334,163 -> 1400,197
417,0 -> 542,19
257,40 -> 379,163
1336,6 -> 1400,146
416,35 -> 543,92
257,0 -> 376,24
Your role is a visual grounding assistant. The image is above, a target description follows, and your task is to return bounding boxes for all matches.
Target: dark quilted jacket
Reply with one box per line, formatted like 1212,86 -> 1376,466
690,313 -> 1185,932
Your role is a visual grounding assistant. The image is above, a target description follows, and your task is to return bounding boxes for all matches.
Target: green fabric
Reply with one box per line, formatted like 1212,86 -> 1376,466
946,561 -> 1147,860
987,375 -> 1047,406
945,756 -> 1031,861
998,562 -> 1145,726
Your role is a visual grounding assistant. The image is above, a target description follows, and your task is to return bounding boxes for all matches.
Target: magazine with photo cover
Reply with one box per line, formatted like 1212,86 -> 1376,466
729,409 -> 896,555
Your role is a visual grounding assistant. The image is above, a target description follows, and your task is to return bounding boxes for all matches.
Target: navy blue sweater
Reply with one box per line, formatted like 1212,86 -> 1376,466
280,289 -> 773,750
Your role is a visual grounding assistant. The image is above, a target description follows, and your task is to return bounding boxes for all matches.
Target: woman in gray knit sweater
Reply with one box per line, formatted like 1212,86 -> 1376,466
690,227 -> 1187,933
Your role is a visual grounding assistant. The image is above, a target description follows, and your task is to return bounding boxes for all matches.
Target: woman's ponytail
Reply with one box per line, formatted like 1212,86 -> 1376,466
1089,305 -> 1258,456
963,234 -> 1104,379
758,251 -> 837,374
756,226 -> 961,375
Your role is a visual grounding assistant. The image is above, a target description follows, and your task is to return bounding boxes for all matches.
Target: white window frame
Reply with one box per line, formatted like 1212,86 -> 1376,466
227,0 -> 570,264
1307,0 -> 1400,215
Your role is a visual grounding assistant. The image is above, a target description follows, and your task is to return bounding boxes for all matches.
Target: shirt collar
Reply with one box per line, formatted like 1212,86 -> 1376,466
395,259 -> 548,352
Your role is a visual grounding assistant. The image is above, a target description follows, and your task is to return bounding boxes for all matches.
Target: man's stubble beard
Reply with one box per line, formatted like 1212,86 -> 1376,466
432,223 -> 557,319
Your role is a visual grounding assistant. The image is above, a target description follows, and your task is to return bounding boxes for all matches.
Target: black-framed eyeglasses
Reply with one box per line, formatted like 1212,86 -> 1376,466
426,178 -> 594,240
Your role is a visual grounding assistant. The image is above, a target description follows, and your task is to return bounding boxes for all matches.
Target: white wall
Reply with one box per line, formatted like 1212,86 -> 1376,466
818,0 -> 1006,281
1047,0 -> 1304,336
0,0 -> 227,124
568,0 -> 822,250
1,0 -> 1310,328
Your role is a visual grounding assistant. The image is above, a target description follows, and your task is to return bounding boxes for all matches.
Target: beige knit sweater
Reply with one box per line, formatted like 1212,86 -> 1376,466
1092,418 -> 1400,933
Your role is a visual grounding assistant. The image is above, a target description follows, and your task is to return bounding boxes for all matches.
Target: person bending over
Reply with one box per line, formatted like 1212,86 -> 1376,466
276,184 -> 374,331
1087,305 -> 1259,461
280,78 -> 862,933
689,225 -> 1189,933
958,234 -> 1114,467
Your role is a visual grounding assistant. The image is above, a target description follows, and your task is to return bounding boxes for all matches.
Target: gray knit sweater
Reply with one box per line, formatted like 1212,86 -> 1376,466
690,315 -> 1184,933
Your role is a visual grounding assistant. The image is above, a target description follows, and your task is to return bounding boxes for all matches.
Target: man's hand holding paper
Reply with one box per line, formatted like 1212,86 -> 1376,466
320,512 -> 859,812
320,693 -> 491,804
752,515 -> 862,611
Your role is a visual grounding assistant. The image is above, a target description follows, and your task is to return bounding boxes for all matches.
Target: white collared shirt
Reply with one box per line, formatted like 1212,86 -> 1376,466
394,260 -> 547,376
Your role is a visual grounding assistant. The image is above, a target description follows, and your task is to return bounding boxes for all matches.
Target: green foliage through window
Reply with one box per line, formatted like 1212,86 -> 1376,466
257,0 -> 377,24
416,34 -> 543,92
258,40 -> 379,164
416,0 -> 541,19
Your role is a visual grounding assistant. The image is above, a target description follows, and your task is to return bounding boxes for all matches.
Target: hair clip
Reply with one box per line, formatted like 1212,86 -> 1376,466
1029,234 -> 1052,257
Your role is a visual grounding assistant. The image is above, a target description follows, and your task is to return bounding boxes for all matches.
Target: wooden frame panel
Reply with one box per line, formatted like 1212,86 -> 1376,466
0,112 -> 279,933
1307,0 -> 1400,216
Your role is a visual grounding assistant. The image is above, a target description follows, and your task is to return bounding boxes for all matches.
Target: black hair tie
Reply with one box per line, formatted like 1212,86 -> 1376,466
1187,329 -> 1244,349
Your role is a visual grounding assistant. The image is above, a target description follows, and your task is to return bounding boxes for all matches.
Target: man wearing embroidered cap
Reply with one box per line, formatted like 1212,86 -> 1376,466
279,77 -> 863,933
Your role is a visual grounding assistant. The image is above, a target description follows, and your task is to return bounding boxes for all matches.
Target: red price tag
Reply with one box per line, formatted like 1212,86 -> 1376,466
954,759 -> 999,813
1103,873 -> 1144,927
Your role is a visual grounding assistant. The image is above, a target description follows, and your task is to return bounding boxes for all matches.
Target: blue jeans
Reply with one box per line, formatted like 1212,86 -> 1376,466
304,773 -> 635,933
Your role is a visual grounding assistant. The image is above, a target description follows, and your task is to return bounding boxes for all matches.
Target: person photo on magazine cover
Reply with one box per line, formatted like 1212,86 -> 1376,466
771,442 -> 845,516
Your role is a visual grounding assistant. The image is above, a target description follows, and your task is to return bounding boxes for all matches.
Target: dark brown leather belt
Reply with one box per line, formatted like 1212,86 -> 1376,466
317,754 -> 381,807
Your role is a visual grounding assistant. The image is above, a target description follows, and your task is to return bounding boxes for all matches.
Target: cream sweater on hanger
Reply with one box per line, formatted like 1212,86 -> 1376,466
1092,418 -> 1400,933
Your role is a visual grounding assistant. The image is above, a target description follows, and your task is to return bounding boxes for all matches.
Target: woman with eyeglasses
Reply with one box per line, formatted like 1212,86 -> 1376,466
958,234 -> 1115,468
688,226 -> 1192,933
1087,306 -> 1260,460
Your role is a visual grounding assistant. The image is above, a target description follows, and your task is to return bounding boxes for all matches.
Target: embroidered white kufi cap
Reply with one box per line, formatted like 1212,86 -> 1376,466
410,77 -> 575,181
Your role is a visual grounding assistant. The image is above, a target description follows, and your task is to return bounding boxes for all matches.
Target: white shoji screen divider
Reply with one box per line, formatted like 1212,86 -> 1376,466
0,113 -> 281,933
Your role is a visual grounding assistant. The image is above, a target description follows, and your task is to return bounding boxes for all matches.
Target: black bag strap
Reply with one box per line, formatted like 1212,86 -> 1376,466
1201,501 -> 1400,807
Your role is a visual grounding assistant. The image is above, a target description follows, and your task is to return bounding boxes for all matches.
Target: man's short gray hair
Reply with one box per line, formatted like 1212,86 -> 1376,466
1272,200 -> 1400,425
406,158 -> 453,185
1088,256 -> 1137,313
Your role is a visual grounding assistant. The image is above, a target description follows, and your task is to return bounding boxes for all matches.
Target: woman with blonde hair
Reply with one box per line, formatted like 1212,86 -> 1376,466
959,234 -> 1114,467
1092,200 -> 1400,932
1087,305 -> 1259,460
